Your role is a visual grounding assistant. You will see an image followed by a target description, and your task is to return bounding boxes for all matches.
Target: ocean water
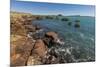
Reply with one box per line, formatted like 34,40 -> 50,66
32,16 -> 95,62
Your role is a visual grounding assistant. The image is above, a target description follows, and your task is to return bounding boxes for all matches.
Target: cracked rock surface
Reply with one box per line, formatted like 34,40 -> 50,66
10,12 -> 65,66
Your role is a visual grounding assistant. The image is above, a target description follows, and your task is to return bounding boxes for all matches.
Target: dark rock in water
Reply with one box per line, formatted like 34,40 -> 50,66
75,20 -> 80,22
44,32 -> 59,47
43,38 -> 53,48
74,22 -> 80,28
68,22 -> 72,26
61,18 -> 69,21
32,39 -> 48,59
74,19 -> 80,28
45,32 -> 58,39
32,33 -> 44,39
45,32 -> 65,46
35,25 -> 41,30
32,28 -> 45,39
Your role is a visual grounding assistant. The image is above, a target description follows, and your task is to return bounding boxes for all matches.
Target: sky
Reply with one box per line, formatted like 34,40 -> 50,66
10,0 -> 95,16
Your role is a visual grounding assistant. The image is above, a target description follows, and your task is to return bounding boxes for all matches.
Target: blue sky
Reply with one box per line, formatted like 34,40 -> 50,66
11,0 -> 95,16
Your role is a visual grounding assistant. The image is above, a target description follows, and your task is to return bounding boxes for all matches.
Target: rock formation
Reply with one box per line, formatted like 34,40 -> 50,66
10,12 -> 65,66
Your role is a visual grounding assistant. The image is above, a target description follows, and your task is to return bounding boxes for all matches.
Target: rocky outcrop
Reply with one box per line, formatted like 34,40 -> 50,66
10,12 -> 37,66
45,32 -> 65,45
10,12 -> 65,66
45,32 -> 58,40
10,36 -> 35,66
32,39 -> 48,58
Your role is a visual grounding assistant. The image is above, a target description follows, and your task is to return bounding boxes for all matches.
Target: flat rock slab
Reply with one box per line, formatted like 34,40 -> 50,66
11,35 -> 35,66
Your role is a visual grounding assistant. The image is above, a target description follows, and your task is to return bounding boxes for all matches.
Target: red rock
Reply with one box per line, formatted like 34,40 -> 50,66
45,32 -> 58,40
10,36 -> 35,66
32,39 -> 48,58
45,32 -> 65,45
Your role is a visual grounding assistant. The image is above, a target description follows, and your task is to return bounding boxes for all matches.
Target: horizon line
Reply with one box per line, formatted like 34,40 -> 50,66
10,10 -> 95,17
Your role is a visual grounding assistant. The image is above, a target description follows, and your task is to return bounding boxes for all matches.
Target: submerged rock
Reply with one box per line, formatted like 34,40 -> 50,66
75,20 -> 80,22
61,18 -> 69,21
74,23 -> 80,28
68,22 -> 72,26
74,20 -> 80,28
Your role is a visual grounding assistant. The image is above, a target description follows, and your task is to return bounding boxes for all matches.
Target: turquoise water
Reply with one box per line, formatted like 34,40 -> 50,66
32,16 -> 95,62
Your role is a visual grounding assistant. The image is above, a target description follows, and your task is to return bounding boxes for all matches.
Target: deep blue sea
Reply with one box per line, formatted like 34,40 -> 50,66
32,16 -> 95,62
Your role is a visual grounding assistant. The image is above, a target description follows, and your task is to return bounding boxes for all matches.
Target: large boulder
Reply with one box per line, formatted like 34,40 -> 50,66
32,39 -> 48,58
45,32 -> 65,45
45,32 -> 58,40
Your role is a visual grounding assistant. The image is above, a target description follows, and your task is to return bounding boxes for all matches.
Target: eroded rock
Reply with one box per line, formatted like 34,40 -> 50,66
24,25 -> 36,32
27,55 -> 42,65
45,32 -> 58,39
45,32 -> 65,46
32,39 -> 48,58
10,36 -> 35,66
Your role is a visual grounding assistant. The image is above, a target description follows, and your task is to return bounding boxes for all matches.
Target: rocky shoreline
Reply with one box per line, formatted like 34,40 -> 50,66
10,12 -> 94,66
10,12 -> 66,66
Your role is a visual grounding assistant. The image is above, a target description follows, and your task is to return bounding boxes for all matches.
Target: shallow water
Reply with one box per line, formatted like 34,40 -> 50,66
32,16 -> 95,62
